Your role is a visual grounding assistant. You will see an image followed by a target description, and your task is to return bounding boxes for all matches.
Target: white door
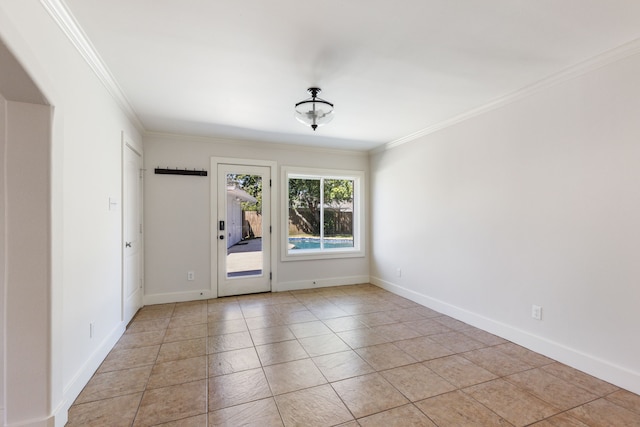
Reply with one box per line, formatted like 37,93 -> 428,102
217,164 -> 271,297
123,142 -> 143,323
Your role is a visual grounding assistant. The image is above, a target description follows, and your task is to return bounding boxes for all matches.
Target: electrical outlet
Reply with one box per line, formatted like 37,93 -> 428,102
531,305 -> 542,320
396,268 -> 402,278
89,322 -> 95,338
187,271 -> 195,281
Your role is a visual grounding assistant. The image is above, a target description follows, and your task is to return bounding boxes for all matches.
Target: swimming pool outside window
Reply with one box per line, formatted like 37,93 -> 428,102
282,167 -> 365,261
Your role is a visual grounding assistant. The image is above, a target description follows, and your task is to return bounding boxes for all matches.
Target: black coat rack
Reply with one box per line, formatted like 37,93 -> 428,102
154,167 -> 208,177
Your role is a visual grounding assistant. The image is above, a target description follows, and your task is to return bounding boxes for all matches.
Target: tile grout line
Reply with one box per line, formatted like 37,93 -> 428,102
131,303 -> 173,426
67,286 -> 639,426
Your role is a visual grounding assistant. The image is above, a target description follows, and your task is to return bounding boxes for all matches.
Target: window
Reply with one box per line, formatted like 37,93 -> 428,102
282,167 -> 365,260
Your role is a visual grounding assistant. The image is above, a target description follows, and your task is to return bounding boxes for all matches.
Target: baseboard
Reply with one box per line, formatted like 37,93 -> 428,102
143,277 -> 371,303
143,289 -> 213,305
275,275 -> 370,292
371,276 -> 640,395
53,322 -> 126,427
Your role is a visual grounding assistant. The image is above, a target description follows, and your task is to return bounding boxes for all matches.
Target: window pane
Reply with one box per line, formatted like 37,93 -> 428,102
226,174 -> 263,277
324,179 -> 354,248
288,178 -> 321,250
284,168 -> 362,258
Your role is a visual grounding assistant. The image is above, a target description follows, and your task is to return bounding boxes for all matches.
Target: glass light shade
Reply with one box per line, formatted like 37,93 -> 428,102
294,88 -> 334,131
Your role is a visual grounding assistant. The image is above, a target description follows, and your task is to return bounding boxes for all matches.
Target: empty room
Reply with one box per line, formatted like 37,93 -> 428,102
1,1 -> 640,426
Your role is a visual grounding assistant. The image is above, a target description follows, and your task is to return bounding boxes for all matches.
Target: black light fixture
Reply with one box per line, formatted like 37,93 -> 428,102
294,87 -> 334,131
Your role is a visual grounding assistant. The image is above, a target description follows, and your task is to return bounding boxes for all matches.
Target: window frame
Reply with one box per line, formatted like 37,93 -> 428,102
281,166 -> 365,261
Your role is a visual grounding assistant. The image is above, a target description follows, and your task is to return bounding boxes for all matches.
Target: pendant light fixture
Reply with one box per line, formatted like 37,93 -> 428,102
294,87 -> 334,131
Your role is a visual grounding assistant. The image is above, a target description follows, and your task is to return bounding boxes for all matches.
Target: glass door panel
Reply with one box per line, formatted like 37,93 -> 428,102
217,164 -> 270,296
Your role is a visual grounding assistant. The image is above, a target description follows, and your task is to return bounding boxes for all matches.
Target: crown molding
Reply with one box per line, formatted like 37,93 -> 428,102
40,0 -> 145,131
373,37 -> 640,155
36,1 -> 640,154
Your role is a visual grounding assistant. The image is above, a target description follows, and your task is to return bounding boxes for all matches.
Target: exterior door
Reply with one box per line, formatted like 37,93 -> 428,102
217,164 -> 271,296
123,141 -> 143,323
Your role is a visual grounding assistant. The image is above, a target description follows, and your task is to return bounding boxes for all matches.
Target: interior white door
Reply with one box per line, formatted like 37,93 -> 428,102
217,164 -> 271,297
123,143 -> 143,323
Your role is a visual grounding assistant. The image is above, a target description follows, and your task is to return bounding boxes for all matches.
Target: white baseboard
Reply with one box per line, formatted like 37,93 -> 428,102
143,289 -> 213,305
53,323 -> 126,427
143,277 -> 371,304
371,276 -> 640,395
275,275 -> 370,292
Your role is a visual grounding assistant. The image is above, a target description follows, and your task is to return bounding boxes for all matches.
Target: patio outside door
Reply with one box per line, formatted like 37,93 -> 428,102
217,164 -> 271,297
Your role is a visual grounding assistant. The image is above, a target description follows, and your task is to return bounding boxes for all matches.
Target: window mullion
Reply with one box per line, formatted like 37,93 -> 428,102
319,177 -> 324,250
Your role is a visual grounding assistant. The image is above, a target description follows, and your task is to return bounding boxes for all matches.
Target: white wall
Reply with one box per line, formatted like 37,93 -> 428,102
4,100 -> 51,426
0,1 -> 142,425
0,93 -> 6,425
370,51 -> 640,394
144,134 -> 369,302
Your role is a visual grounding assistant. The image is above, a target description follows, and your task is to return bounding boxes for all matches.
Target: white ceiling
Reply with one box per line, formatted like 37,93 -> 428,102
62,0 -> 640,151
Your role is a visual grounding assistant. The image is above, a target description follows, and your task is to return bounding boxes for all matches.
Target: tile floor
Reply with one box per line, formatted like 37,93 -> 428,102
67,284 -> 640,426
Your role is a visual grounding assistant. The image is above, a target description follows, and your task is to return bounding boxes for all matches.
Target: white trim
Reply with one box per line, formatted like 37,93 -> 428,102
281,166 -> 366,262
276,275 -> 370,292
210,157 -> 278,297
143,290 -> 212,306
374,37 -> 640,154
53,322 -> 125,427
39,0 -> 144,132
121,132 -> 144,324
35,0 -> 640,155
371,276 -> 640,395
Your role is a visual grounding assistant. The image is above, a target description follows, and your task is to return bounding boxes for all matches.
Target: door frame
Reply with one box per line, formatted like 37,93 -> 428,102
122,133 -> 144,322
210,157 -> 278,298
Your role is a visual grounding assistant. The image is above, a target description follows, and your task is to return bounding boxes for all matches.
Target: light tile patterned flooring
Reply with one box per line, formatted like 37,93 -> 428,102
67,284 -> 640,426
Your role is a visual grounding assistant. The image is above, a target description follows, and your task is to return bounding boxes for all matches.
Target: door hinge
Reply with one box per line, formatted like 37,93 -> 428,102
269,179 -> 272,187
139,223 -> 143,234
269,272 -> 272,280
269,225 -> 272,233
